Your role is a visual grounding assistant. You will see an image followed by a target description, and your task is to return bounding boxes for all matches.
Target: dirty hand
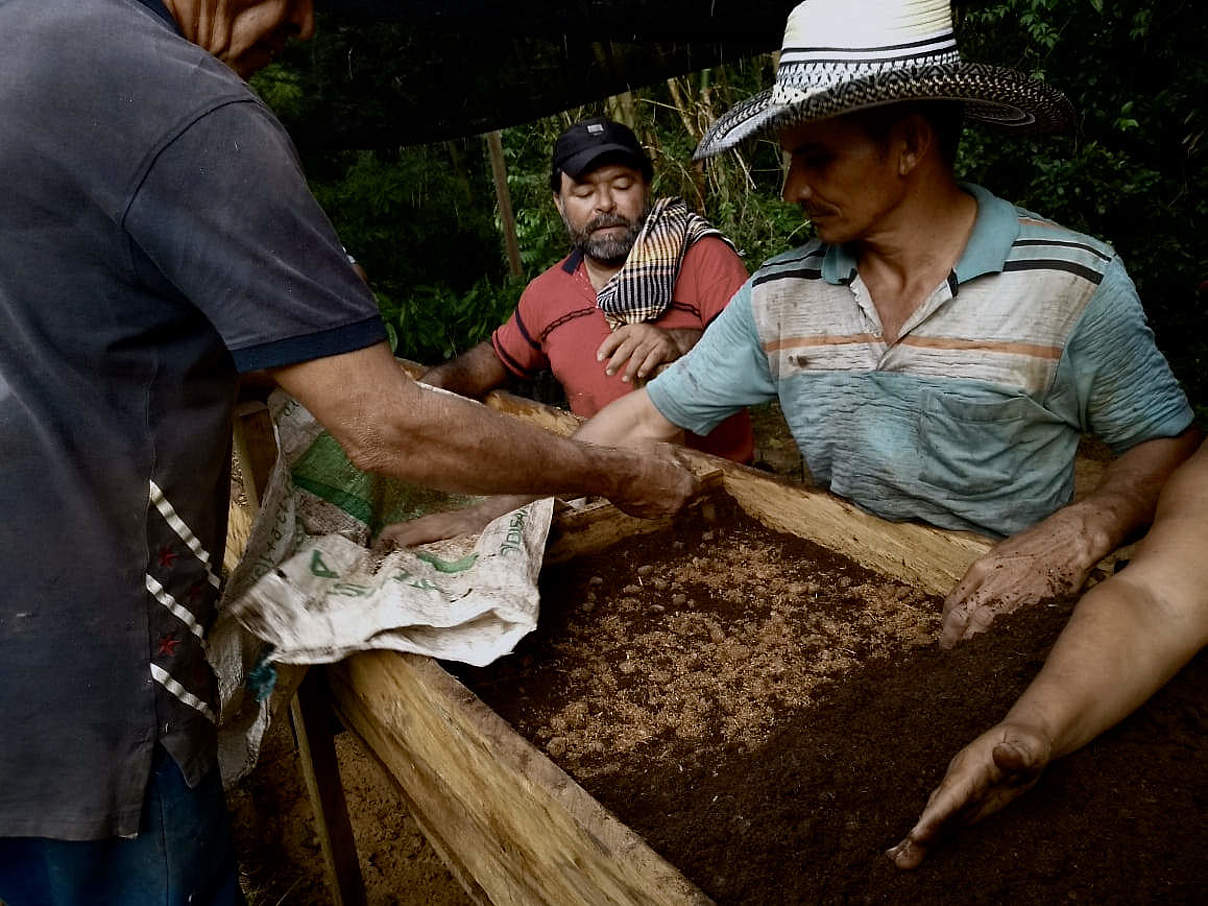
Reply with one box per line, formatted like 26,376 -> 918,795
940,509 -> 1097,648
378,502 -> 510,549
888,722 -> 1051,869
608,442 -> 701,519
596,325 -> 699,384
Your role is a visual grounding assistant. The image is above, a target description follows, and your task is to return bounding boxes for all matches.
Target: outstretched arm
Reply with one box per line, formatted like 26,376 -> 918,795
271,342 -> 696,517
939,426 -> 1199,647
890,440 -> 1208,868
419,340 -> 511,398
380,387 -> 683,546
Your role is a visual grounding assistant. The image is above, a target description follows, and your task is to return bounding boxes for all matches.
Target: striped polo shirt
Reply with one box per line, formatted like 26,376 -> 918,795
648,184 -> 1193,537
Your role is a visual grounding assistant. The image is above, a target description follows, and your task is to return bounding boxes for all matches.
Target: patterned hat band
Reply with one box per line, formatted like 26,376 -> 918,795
693,0 -> 1074,159
771,31 -> 961,105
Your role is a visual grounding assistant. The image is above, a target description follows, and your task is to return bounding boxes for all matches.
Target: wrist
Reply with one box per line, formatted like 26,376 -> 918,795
578,443 -> 635,501
1048,501 -> 1119,573
997,705 -> 1061,759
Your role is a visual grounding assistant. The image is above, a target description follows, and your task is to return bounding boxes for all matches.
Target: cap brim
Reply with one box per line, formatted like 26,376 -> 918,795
693,63 -> 1074,160
559,144 -> 648,181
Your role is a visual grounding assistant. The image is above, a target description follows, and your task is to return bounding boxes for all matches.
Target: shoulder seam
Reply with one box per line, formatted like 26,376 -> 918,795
119,96 -> 264,229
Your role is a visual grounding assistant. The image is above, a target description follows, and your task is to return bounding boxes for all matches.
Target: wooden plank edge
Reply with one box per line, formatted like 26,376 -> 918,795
329,651 -> 713,906
290,671 -> 368,906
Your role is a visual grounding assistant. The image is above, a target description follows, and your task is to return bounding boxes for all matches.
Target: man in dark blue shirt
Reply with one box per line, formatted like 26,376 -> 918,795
0,2 -> 697,903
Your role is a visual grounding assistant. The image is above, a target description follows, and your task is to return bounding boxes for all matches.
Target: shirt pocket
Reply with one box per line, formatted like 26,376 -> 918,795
917,391 -> 1061,497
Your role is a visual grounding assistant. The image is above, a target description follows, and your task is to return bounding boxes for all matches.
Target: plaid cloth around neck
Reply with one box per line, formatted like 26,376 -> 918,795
596,197 -> 734,328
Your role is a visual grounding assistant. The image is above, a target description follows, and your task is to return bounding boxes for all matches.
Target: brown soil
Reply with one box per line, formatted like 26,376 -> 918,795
456,502 -> 1208,905
228,716 -> 473,906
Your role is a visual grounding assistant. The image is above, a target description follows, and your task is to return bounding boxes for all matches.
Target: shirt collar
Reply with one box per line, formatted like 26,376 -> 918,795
134,0 -> 182,34
822,242 -> 857,285
818,183 -> 1020,288
562,249 -> 584,274
951,183 -> 1020,285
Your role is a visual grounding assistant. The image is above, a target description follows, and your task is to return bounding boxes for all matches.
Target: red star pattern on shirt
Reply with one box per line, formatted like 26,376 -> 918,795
156,634 -> 180,656
185,581 -> 206,605
157,545 -> 178,569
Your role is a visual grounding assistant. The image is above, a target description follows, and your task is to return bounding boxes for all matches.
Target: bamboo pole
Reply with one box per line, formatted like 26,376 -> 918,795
666,76 -> 700,142
485,130 -> 524,280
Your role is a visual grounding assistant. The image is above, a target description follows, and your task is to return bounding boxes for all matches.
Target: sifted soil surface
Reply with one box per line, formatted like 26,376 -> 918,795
457,501 -> 1208,905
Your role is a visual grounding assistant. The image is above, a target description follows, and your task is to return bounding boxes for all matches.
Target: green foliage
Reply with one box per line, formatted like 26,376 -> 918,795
953,0 -> 1207,408
253,2 -> 1205,407
376,277 -> 525,362
306,146 -> 502,296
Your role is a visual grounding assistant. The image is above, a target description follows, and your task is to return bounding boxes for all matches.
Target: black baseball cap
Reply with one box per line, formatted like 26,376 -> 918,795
550,117 -> 653,192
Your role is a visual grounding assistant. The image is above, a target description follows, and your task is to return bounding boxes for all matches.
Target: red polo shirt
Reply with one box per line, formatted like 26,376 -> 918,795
492,236 -> 754,462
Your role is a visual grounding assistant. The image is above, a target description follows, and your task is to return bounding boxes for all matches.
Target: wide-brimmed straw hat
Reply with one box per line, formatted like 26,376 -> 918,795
693,0 -> 1074,160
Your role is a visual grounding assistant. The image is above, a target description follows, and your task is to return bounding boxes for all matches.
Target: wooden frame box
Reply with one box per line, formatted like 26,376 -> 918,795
316,371 -> 1000,906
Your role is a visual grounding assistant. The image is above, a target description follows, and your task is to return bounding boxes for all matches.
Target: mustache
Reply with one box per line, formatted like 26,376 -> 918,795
585,213 -> 633,232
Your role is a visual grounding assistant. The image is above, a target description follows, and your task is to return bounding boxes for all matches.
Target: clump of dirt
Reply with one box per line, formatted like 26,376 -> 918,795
457,503 -> 1208,905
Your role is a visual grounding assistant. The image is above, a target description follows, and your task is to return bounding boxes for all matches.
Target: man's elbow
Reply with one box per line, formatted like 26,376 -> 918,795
335,416 -> 415,477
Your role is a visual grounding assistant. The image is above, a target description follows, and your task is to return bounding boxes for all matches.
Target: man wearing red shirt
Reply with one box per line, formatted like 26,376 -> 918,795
423,117 -> 754,463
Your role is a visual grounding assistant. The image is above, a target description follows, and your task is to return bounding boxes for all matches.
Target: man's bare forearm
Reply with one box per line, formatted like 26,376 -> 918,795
419,340 -> 509,398
1002,442 -> 1208,757
1054,428 -> 1199,572
272,343 -> 662,502
575,388 -> 683,445
420,389 -> 684,522
354,380 -> 638,499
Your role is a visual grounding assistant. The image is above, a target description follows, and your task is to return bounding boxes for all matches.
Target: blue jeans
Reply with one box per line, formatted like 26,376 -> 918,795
0,746 -> 244,906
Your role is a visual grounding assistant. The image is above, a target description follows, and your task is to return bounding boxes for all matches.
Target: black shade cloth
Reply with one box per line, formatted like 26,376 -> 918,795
273,2 -> 795,148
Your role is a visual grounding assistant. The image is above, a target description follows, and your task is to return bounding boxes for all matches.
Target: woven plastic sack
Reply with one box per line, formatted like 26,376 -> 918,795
211,389 -> 552,783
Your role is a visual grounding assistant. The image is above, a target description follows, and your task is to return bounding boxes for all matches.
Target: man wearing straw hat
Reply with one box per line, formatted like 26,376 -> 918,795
399,0 -> 1197,646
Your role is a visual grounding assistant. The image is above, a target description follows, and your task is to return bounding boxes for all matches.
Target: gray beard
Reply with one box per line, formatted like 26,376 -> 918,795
564,202 -> 651,268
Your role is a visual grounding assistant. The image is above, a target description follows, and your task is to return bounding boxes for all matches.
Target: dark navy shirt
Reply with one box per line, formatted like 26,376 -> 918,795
0,0 -> 385,839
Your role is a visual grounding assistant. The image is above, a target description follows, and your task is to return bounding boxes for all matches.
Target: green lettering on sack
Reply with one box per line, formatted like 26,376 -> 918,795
310,550 -> 339,578
415,551 -> 479,573
332,582 -> 372,597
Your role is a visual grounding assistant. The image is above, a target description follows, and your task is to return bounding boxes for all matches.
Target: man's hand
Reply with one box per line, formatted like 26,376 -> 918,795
378,507 -> 499,549
940,508 -> 1098,648
607,440 -> 700,517
888,722 -> 1052,869
597,325 -> 702,384
381,442 -> 699,548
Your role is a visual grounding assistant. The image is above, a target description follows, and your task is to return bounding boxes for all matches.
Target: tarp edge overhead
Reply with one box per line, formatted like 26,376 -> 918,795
267,6 -> 784,149
317,0 -> 793,40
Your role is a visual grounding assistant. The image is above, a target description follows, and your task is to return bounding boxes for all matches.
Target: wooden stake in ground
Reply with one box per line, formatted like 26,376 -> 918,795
486,130 -> 524,280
